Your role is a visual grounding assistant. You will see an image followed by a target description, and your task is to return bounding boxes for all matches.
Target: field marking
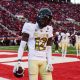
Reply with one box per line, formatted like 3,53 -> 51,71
2,56 -> 79,68
0,52 -> 80,69
0,56 -> 28,63
2,62 -> 28,68
52,56 -> 80,64
0,77 -> 9,80
0,52 -> 17,55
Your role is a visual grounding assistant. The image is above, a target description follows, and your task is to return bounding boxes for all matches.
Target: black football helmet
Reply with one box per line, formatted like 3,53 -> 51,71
37,8 -> 52,29
13,62 -> 24,78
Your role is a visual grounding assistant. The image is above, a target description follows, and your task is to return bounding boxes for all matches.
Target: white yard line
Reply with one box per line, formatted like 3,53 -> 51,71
2,62 -> 28,68
52,56 -> 80,64
0,77 -> 10,80
0,56 -> 28,62
0,52 -> 17,55
0,52 -> 80,69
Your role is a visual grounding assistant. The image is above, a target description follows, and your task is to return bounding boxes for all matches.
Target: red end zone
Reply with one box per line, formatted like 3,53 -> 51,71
0,51 -> 80,80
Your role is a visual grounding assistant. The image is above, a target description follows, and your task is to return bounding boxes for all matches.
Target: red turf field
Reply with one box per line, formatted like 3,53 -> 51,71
0,51 -> 80,80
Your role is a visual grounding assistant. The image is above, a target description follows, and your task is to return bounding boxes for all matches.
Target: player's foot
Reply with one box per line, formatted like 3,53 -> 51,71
55,50 -> 59,53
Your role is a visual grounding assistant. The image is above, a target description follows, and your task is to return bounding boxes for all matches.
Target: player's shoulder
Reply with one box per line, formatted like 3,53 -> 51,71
61,32 -> 65,36
22,22 -> 37,33
46,25 -> 53,31
23,22 -> 36,29
22,22 -> 37,34
66,32 -> 70,36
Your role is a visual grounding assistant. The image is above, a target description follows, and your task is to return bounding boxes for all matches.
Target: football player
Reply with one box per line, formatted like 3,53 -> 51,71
70,33 -> 76,47
75,32 -> 80,56
54,31 -> 60,53
13,8 -> 53,80
59,32 -> 70,57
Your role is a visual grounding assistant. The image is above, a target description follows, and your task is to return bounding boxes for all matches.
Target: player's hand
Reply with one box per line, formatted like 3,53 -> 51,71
13,61 -> 24,73
13,61 -> 25,78
46,64 -> 53,72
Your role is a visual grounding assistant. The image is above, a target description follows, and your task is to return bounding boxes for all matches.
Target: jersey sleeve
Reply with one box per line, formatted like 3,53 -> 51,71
22,22 -> 32,35
48,26 -> 53,38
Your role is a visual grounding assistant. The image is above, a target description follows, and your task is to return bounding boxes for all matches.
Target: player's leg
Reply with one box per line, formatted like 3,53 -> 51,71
28,60 -> 38,80
55,42 -> 59,53
77,44 -> 79,56
29,75 -> 38,80
41,73 -> 52,80
40,61 -> 53,80
76,43 -> 79,56
79,43 -> 80,55
64,43 -> 68,57
62,43 -> 65,57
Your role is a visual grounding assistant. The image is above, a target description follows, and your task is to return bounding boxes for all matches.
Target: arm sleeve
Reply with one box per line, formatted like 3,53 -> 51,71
22,22 -> 31,34
46,26 -> 53,64
18,22 -> 30,61
46,46 -> 52,64
48,26 -> 53,38
17,40 -> 27,60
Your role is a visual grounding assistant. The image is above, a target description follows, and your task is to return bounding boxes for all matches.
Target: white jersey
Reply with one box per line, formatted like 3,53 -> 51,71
22,22 -> 53,60
61,33 -> 70,43
75,35 -> 80,43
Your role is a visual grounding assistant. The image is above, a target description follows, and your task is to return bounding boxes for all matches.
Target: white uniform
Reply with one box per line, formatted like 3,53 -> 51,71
60,32 -> 70,57
22,22 -> 53,60
75,35 -> 80,56
61,33 -> 70,43
22,22 -> 53,80
75,35 -> 80,43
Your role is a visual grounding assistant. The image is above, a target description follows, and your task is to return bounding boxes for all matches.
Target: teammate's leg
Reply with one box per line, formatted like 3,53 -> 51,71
62,43 -> 65,57
64,44 -> 68,57
78,43 -> 80,55
76,43 -> 79,56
